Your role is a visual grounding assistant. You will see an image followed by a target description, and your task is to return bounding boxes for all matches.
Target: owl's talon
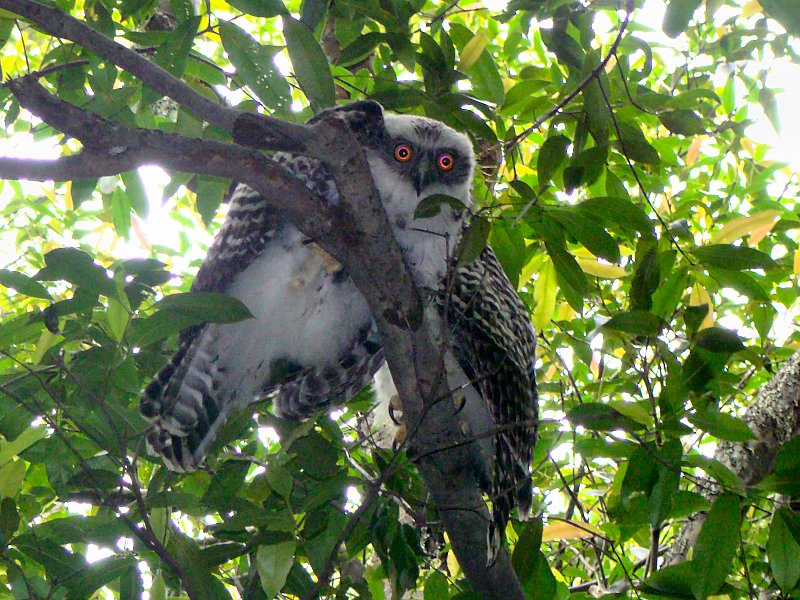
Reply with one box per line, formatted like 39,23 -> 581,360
388,401 -> 404,425
392,423 -> 407,451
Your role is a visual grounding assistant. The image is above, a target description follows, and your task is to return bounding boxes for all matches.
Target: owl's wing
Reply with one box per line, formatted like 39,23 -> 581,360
443,245 -> 538,563
140,153 -> 383,472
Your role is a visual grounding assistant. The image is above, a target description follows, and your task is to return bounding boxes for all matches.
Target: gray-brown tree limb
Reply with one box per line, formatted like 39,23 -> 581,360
664,350 -> 800,566
0,2 -> 527,597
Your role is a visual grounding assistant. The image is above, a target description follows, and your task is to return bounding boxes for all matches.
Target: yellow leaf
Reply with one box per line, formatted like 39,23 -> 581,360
740,137 -> 755,157
689,283 -> 715,330
542,520 -> 602,542
555,302 -> 575,321
459,30 -> 489,69
445,533 -> 461,576
576,258 -> 627,279
686,136 -> 704,166
794,248 -> 800,276
748,219 -> 777,246
711,210 -> 779,244
742,0 -> 762,17
533,260 -> 557,330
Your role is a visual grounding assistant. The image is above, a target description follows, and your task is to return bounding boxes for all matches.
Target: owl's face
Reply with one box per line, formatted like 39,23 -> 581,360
375,114 -> 475,202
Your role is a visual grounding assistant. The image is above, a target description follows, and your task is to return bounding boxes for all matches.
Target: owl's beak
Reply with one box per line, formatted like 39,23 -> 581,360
413,167 -> 435,196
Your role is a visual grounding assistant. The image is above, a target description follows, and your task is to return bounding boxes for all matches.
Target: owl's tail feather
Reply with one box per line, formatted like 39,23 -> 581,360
274,324 -> 385,419
487,432 -> 533,565
140,326 -> 235,472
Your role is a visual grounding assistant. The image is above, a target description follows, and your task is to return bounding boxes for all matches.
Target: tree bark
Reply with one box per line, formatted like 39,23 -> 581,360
664,350 -> 800,566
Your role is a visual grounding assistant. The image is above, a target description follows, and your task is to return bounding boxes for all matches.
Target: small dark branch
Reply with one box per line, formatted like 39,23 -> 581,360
505,0 -> 634,149
2,77 -> 334,239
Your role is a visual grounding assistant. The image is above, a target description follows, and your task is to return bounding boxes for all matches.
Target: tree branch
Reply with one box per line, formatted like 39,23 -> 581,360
664,350 -> 800,566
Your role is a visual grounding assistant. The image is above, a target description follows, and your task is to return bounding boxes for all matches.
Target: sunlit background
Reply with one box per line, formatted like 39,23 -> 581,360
0,0 -> 798,594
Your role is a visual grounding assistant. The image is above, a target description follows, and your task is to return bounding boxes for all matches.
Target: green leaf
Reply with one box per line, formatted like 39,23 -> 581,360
152,16 -> 200,77
64,555 -> 137,600
689,407 -> 756,442
758,87 -> 780,133
219,21 -> 290,110
424,571 -> 450,600
110,187 -> 131,238
708,268 -> 770,303
630,246 -> 659,311
548,206 -> 619,262
227,0 -> 287,17
583,77 -> 609,146
578,197 -> 653,236
642,562 -> 695,598
537,134 -> 570,186
659,109 -> 706,135
121,170 -> 148,217
693,244 -> 778,270
512,519 -> 543,582
457,217 -> 490,266
768,508 -> 800,592
37,248 -> 117,298
283,16 -> 335,110
603,310 -> 666,336
683,455 -> 745,495
694,327 -> 745,353
621,445 -> 659,506
0,460 -> 25,498
772,436 -> 800,473
0,497 -> 19,539
195,175 -> 229,225
337,32 -> 383,66
0,426 -> 47,468
567,403 -> 644,433
663,0 -> 702,37
760,0 -> 800,36
133,293 -> 253,346
540,27 -> 583,70
692,493 -> 741,599
649,439 -> 682,527
155,292 -> 254,322
150,571 -> 167,600
0,269 -> 51,299
545,243 -> 588,302
414,194 -> 467,219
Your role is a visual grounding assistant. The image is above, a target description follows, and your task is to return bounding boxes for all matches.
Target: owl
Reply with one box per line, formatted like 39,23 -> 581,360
139,101 -> 538,559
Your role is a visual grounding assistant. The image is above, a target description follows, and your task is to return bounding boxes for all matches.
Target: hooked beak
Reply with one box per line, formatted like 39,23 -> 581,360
412,166 -> 435,196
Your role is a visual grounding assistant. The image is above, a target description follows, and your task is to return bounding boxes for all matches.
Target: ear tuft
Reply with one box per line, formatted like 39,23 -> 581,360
308,100 -> 385,129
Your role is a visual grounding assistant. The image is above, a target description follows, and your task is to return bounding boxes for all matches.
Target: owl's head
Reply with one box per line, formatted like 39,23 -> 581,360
314,101 -> 476,285
314,101 -> 476,208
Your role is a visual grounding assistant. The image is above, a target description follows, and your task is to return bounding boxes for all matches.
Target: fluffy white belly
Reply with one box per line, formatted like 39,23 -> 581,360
209,225 -> 372,396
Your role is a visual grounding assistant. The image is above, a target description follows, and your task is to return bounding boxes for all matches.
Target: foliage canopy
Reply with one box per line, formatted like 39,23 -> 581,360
0,0 -> 799,597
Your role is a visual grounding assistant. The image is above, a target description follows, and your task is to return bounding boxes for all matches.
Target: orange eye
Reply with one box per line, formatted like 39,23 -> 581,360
394,144 -> 413,162
437,153 -> 455,171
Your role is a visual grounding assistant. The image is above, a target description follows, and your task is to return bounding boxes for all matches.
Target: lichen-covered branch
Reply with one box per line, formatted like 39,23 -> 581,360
664,350 -> 800,566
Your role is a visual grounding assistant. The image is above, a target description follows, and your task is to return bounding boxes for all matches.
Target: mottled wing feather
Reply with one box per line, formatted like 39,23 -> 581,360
141,153 -> 382,471
443,245 -> 538,562
274,323 -> 385,419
